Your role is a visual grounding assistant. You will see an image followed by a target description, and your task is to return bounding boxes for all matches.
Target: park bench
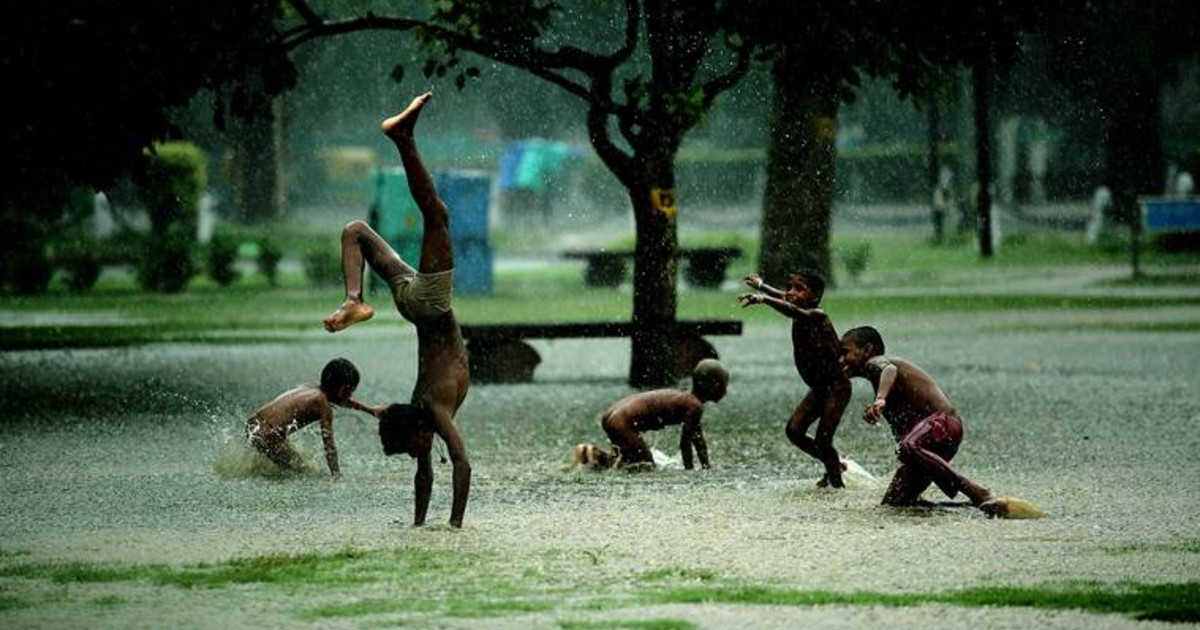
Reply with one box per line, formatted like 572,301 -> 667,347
1141,197 -> 1200,234
562,246 -> 743,288
460,319 -> 743,383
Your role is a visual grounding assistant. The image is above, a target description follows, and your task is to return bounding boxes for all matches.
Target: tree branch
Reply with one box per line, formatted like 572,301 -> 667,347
699,45 -> 752,110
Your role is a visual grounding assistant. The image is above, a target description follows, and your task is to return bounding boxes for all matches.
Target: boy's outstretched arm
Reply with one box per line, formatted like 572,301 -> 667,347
744,274 -> 785,299
738,293 -> 825,321
341,397 -> 384,418
319,406 -> 340,476
864,359 -> 897,424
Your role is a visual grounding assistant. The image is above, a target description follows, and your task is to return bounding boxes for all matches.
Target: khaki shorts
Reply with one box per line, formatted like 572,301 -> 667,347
390,268 -> 454,323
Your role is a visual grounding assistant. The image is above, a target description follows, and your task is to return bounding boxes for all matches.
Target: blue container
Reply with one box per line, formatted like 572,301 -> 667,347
372,168 -> 494,295
453,238 -> 494,295
436,169 -> 492,240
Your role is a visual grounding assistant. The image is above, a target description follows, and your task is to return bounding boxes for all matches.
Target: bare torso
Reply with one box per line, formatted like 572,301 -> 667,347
866,356 -> 956,437
602,389 -> 703,433
248,385 -> 328,439
412,311 -> 469,413
791,316 -> 846,388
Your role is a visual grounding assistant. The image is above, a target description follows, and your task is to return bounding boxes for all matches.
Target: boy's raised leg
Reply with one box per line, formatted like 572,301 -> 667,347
323,220 -> 411,332
382,92 -> 453,275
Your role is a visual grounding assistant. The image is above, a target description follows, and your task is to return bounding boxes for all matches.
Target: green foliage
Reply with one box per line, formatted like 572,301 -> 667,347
302,245 -> 341,287
206,230 -> 241,287
257,237 -> 283,287
56,235 -> 103,293
137,142 -> 207,236
838,241 -> 872,283
136,224 -> 197,294
135,142 -> 205,293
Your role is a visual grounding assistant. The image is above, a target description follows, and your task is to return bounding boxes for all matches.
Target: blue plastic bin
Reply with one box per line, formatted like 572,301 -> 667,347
371,168 -> 494,295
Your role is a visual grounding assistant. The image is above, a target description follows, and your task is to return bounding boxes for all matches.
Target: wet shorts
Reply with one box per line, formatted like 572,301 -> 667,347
389,268 -> 454,323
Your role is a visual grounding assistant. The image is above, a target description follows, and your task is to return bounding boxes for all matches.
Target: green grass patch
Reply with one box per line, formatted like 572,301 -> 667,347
639,567 -> 716,583
559,620 -> 697,630
91,595 -> 127,607
3,548 -> 1197,623
1103,540 -> 1200,555
0,594 -> 30,611
992,321 -> 1200,334
650,581 -> 1200,622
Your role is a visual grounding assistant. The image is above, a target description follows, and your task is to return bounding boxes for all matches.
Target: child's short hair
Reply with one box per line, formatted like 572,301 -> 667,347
792,269 -> 826,301
692,358 -> 729,394
844,326 -> 885,354
320,358 -> 360,391
379,403 -> 428,456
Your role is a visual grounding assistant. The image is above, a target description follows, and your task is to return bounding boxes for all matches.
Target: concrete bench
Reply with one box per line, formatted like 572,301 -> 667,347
562,247 -> 743,288
460,319 -> 743,383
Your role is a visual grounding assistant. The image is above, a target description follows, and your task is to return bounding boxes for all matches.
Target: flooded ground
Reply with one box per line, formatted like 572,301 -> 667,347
1,297 -> 1199,628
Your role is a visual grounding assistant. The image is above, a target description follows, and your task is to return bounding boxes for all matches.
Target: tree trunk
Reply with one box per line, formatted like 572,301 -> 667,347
627,160 -> 680,388
231,98 -> 284,222
973,61 -> 994,258
759,52 -> 839,285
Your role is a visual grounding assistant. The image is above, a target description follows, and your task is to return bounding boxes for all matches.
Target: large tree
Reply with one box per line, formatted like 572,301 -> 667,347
283,0 -> 751,387
734,0 -> 1036,280
1,1 -> 295,290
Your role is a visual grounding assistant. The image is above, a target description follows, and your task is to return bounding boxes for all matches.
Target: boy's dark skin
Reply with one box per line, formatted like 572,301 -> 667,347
322,93 -> 471,528
840,326 -> 1006,516
245,360 -> 377,476
600,360 -> 728,470
737,272 -> 850,487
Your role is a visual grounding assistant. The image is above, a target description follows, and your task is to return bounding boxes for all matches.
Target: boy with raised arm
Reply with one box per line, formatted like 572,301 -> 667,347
737,270 -> 851,488
323,92 -> 472,528
840,326 -> 1012,517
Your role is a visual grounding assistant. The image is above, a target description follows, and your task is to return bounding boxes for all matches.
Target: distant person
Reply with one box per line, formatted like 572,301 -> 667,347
738,270 -> 850,488
1173,171 -> 1195,198
245,357 -> 378,476
931,166 -> 955,243
323,92 -> 472,528
839,326 -> 1037,518
568,359 -> 729,471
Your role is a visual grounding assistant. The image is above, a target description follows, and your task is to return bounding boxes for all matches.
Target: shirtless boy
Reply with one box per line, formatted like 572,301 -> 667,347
245,357 -> 377,476
737,270 -> 851,488
840,326 -> 1007,516
323,92 -> 472,528
573,359 -> 729,470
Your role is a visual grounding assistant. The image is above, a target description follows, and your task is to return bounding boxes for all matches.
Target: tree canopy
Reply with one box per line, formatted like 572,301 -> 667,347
2,2 -> 292,202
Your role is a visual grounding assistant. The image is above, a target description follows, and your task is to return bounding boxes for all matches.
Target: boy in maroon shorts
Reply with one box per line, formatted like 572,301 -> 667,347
839,325 -> 1008,516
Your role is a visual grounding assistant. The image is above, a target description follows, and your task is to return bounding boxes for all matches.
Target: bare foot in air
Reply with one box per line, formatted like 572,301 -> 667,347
381,92 -> 431,142
323,299 -> 374,333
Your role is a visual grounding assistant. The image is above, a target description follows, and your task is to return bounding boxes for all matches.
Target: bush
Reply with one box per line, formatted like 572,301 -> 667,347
303,246 -> 341,287
8,247 -> 54,295
839,241 -> 872,284
138,224 -> 195,293
257,237 -> 283,286
56,235 -> 102,293
206,230 -> 241,287
135,142 -> 206,292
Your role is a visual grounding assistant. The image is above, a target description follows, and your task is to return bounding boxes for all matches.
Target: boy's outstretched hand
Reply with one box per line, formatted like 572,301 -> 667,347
743,274 -> 763,289
737,293 -> 763,307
